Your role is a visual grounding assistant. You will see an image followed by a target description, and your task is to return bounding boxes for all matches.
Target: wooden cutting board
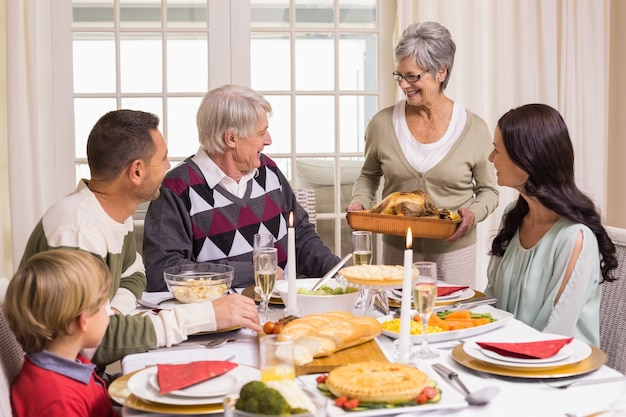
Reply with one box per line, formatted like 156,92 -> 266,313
296,339 -> 388,376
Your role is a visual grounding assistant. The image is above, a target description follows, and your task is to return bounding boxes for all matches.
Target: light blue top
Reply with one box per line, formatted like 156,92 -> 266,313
485,212 -> 602,346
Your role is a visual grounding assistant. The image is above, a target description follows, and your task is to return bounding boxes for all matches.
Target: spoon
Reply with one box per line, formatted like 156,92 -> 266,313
137,297 -> 175,310
431,363 -> 499,405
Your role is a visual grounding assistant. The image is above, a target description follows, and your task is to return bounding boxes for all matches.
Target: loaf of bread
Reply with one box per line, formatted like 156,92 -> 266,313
277,311 -> 382,365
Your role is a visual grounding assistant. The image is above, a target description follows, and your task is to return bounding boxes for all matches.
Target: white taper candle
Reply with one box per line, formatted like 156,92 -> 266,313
398,227 -> 413,363
287,211 -> 297,313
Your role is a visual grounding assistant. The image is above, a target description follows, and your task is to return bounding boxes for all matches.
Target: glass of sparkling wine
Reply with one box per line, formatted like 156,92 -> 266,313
254,234 -> 276,312
254,247 -> 278,323
352,231 -> 373,265
412,261 -> 439,359
352,231 -> 372,310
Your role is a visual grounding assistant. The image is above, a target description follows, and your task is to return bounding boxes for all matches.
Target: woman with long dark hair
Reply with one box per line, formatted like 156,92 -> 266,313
485,103 -> 617,346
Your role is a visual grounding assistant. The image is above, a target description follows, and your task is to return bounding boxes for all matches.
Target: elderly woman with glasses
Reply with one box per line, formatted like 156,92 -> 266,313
347,21 -> 499,287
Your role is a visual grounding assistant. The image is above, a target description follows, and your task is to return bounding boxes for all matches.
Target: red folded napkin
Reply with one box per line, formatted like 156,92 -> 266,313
156,360 -> 238,395
476,337 -> 574,359
437,286 -> 469,297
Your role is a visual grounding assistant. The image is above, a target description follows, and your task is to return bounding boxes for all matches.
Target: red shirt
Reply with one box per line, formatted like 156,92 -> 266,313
11,354 -> 118,417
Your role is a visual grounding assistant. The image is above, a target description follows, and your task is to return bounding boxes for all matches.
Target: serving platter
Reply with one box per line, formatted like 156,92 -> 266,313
451,343 -> 607,379
298,370 -> 468,416
346,210 -> 460,239
378,305 -> 513,344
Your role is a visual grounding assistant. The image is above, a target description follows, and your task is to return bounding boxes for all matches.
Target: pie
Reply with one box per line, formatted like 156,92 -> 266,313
339,265 -> 405,286
325,361 -> 430,403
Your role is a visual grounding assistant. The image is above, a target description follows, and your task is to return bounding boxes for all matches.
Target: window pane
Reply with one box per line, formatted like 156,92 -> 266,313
167,34 -> 208,92
251,0 -> 290,28
120,33 -> 163,93
339,95 -> 377,152
73,98 -> 117,158
73,0 -> 114,28
120,0 -> 161,28
166,97 -> 203,158
339,0 -> 376,28
295,33 -> 334,91
295,0 -> 334,28
73,33 -> 116,93
251,33 -> 291,91
76,164 -> 90,180
295,96 -> 334,153
120,98 -> 164,125
339,33 -> 377,90
167,0 -> 207,28
264,95 -> 291,154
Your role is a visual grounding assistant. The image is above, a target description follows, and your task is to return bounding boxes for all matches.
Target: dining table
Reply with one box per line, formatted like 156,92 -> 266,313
111,290 -> 626,417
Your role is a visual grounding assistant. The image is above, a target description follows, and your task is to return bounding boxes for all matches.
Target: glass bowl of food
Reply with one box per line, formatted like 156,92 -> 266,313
164,263 -> 233,303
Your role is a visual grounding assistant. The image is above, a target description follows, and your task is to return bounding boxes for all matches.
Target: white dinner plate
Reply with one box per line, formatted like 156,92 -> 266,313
378,305 -> 513,344
480,343 -> 573,364
148,372 -> 237,398
127,364 -> 260,406
463,335 -> 592,371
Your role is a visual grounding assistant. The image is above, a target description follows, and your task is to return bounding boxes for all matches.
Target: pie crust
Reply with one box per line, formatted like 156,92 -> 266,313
338,265 -> 405,286
325,361 -> 429,403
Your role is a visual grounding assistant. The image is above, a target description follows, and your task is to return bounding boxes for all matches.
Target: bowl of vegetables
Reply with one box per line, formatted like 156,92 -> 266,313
223,380 -> 327,417
275,278 -> 359,316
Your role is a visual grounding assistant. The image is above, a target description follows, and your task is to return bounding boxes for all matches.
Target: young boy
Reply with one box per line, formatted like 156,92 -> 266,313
3,249 -> 118,417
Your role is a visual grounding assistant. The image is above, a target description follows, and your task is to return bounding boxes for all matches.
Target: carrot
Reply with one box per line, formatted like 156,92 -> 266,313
442,310 -> 472,319
444,320 -> 474,330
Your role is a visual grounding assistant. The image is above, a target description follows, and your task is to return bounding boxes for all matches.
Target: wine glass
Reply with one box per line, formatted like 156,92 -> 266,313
351,231 -> 372,310
254,247 -> 278,323
412,261 -> 439,359
254,234 -> 276,312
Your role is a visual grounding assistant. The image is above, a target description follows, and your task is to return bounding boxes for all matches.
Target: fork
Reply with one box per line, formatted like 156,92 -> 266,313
156,338 -> 236,351
544,376 -> 626,389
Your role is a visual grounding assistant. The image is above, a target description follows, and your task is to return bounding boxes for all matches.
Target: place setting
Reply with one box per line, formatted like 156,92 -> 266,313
451,332 -> 608,378
109,359 -> 261,414
388,282 -> 478,309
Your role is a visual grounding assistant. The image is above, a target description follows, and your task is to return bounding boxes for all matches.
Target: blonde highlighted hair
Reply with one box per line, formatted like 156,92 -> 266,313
3,250 -> 112,353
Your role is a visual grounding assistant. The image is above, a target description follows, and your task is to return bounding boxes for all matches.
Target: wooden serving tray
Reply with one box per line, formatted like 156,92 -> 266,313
296,339 -> 388,376
346,211 -> 460,239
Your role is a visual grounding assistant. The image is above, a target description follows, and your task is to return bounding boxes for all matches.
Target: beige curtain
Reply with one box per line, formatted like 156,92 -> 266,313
3,0 -> 74,275
395,0 -> 610,289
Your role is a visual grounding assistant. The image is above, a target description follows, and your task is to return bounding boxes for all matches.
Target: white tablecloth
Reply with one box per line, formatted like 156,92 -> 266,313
120,293 -> 626,417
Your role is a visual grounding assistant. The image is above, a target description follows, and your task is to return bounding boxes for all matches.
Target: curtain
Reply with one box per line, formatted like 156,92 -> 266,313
395,0 -> 610,289
4,0 -> 73,274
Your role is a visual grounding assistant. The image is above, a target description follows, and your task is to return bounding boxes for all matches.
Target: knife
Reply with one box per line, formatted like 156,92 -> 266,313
311,253 -> 353,291
433,296 -> 497,313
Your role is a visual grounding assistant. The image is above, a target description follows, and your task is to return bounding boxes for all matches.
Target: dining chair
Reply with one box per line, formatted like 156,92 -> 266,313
294,188 -> 317,228
600,226 -> 626,374
0,278 -> 24,417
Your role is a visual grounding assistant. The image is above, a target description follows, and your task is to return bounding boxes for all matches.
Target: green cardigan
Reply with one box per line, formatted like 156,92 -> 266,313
351,105 -> 499,253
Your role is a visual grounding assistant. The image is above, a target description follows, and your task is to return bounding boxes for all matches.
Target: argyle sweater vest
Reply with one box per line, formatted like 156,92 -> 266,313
161,157 -> 289,267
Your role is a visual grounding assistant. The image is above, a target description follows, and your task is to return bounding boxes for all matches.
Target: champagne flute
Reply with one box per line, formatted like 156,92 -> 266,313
352,231 -> 372,311
255,247 -> 278,323
254,233 -> 276,312
412,261 -> 439,359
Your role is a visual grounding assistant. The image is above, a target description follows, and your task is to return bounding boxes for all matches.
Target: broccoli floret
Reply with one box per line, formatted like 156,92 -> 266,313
235,381 -> 291,415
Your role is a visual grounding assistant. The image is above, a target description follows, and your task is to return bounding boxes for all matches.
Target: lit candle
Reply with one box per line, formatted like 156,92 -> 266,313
287,211 -> 298,313
398,227 -> 413,363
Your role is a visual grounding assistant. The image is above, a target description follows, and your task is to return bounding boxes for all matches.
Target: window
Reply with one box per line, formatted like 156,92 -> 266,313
67,0 -> 394,256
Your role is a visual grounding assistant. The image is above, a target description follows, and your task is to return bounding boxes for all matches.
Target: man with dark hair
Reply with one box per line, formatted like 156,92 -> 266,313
20,109 -> 261,368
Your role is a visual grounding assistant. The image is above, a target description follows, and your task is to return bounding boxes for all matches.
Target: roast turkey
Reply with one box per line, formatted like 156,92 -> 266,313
370,190 -> 458,220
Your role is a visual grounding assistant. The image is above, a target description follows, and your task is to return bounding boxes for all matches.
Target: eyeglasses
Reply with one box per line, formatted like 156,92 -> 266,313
392,70 -> 428,83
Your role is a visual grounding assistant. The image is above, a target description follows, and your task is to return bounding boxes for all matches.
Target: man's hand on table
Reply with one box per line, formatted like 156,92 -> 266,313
213,293 -> 262,332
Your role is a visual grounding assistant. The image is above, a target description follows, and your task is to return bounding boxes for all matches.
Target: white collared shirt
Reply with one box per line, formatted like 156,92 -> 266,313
190,147 -> 257,198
